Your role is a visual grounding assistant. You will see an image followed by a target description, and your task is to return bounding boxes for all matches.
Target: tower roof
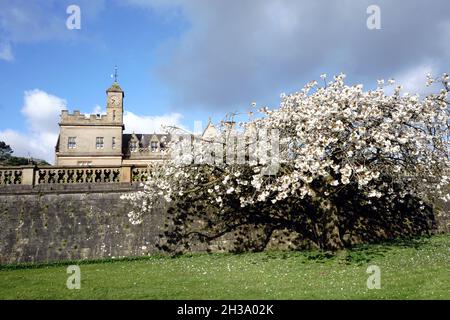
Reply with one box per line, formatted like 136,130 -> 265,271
106,81 -> 124,93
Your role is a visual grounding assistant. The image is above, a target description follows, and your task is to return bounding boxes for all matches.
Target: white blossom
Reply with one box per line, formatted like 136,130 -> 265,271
123,73 -> 450,226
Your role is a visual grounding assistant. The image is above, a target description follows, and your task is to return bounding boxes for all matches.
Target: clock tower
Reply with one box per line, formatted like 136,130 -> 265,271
106,81 -> 124,126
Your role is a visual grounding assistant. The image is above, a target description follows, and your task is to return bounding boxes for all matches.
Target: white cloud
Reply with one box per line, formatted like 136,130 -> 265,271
0,0 -> 106,62
21,89 -> 67,133
395,65 -> 440,96
125,0 -> 450,111
123,111 -> 184,133
90,105 -> 106,115
0,89 -> 66,163
83,106 -> 184,133
384,64 -> 442,97
0,129 -> 59,163
0,42 -> 14,61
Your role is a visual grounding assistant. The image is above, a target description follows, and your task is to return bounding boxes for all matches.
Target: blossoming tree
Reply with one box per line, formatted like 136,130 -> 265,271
123,73 -> 449,251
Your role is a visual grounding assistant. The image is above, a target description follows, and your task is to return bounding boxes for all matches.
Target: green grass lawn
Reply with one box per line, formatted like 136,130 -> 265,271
0,234 -> 449,299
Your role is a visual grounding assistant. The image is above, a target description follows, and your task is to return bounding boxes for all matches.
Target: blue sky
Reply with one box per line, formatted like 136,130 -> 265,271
0,0 -> 449,162
0,1 -> 192,131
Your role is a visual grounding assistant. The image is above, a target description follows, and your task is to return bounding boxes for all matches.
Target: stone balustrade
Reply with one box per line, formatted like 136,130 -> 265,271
0,165 -> 150,186
131,166 -> 151,182
0,168 -> 23,185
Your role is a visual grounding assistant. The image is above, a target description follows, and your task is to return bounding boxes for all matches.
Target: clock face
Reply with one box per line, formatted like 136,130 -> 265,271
109,95 -> 121,107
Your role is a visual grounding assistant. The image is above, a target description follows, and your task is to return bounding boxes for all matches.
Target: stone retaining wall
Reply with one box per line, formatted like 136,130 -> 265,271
1,181 -> 448,264
0,183 -> 165,264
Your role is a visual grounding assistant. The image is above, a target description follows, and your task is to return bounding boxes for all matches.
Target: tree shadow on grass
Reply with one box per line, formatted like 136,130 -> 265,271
224,235 -> 435,266
342,235 -> 432,265
281,235 -> 434,265
303,251 -> 335,263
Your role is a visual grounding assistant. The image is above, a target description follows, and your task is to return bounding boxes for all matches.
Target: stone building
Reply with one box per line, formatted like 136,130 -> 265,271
55,81 -> 214,166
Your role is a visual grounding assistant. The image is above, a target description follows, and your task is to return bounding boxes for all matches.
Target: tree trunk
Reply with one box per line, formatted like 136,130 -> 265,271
320,199 -> 344,251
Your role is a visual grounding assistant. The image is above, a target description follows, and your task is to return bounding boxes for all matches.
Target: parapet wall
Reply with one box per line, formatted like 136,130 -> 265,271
59,110 -> 118,126
0,183 -> 166,264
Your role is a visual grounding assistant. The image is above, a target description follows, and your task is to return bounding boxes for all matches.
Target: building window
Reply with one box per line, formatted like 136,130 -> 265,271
96,137 -> 104,149
113,110 -> 116,121
151,141 -> 158,152
68,137 -> 76,149
112,137 -> 116,149
130,141 -> 138,152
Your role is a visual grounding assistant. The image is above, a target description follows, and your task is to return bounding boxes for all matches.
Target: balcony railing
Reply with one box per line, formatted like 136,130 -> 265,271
0,165 -> 150,186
